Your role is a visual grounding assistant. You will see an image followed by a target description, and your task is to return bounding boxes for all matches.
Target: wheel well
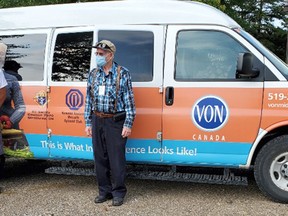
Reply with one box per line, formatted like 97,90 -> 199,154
250,126 -> 288,165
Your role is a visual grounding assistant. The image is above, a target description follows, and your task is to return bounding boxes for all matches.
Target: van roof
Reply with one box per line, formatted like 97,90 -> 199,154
0,0 -> 240,30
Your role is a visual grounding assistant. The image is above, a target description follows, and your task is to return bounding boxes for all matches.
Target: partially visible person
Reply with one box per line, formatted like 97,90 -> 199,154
84,40 -> 136,206
1,66 -> 26,130
0,50 -> 29,157
0,43 -> 7,68
3,60 -> 23,81
0,43 -> 8,193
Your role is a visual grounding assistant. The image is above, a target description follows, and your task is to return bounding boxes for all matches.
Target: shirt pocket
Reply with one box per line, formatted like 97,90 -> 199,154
107,83 -> 117,110
94,80 -> 102,96
107,83 -> 117,98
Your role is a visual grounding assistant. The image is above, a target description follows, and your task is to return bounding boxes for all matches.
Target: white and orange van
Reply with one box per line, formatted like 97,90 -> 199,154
0,0 -> 287,203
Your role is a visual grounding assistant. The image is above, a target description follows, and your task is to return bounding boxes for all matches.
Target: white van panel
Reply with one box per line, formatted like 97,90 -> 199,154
0,0 -> 240,30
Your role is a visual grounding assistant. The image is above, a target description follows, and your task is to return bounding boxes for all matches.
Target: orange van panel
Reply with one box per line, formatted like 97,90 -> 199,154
163,87 -> 263,143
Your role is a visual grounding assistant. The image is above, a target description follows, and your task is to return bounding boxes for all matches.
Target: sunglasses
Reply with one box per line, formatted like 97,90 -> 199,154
96,43 -> 112,51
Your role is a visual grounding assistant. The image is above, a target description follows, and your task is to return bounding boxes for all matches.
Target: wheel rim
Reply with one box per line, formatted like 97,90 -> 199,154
270,152 -> 288,191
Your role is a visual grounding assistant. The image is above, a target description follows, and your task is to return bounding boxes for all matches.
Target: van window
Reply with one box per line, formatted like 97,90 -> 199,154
175,30 -> 247,81
98,30 -> 154,82
0,34 -> 46,81
52,31 -> 93,82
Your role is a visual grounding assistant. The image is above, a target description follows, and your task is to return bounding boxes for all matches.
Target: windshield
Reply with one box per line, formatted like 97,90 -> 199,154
234,28 -> 288,78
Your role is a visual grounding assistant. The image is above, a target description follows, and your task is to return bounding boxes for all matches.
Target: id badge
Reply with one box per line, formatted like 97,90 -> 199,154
99,85 -> 105,96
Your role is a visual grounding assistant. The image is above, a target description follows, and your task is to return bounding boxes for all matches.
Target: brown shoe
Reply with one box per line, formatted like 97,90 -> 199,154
94,194 -> 113,203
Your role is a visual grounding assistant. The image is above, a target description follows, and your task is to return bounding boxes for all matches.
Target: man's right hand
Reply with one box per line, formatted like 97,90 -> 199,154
85,126 -> 92,136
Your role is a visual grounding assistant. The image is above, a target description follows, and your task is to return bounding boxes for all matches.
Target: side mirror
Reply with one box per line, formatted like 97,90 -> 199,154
236,53 -> 260,79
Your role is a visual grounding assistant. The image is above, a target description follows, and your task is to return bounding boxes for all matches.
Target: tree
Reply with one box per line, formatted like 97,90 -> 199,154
197,0 -> 287,62
199,0 -> 287,62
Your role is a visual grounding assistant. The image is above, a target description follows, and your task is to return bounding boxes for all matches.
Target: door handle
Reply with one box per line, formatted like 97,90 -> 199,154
165,86 -> 174,106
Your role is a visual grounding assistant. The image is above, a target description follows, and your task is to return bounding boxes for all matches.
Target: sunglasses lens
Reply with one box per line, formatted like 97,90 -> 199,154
97,43 -> 111,50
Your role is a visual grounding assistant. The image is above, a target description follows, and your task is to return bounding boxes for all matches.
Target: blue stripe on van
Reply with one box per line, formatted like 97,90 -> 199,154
26,134 -> 50,159
162,140 -> 251,167
26,134 -> 94,160
26,134 -> 251,166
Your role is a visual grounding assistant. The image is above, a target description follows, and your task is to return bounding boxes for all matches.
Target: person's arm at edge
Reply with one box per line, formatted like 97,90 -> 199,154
0,70 -> 7,107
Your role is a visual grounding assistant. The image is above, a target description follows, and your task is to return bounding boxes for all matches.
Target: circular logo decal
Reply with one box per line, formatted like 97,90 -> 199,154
66,89 -> 84,110
192,96 -> 229,131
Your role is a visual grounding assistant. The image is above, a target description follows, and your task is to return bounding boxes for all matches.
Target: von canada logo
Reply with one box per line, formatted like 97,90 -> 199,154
66,89 -> 83,110
192,96 -> 229,131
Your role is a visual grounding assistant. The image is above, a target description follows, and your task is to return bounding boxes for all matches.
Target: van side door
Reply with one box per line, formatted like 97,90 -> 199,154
47,27 -> 94,159
162,25 -> 265,166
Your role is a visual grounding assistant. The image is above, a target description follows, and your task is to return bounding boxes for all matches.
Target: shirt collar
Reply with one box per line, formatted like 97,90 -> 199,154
98,62 -> 117,76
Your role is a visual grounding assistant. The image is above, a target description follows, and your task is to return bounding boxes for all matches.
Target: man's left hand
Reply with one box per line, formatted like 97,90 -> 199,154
122,126 -> 131,138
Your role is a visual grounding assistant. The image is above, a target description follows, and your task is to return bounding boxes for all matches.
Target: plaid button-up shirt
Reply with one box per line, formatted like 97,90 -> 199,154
84,62 -> 136,128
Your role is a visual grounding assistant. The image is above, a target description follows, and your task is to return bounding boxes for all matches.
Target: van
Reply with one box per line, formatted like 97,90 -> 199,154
0,0 -> 287,203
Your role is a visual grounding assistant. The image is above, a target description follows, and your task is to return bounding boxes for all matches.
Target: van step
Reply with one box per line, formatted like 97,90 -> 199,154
127,171 -> 248,186
45,166 -> 248,186
45,166 -> 95,176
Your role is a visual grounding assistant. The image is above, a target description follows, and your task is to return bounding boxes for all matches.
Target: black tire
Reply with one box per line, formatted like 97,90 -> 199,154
254,135 -> 288,203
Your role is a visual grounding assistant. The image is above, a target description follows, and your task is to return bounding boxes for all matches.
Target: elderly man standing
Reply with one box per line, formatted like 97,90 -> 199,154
84,40 -> 136,206
0,43 -> 8,193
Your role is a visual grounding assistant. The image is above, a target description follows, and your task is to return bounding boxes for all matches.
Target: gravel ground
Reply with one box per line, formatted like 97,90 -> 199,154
0,159 -> 287,216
